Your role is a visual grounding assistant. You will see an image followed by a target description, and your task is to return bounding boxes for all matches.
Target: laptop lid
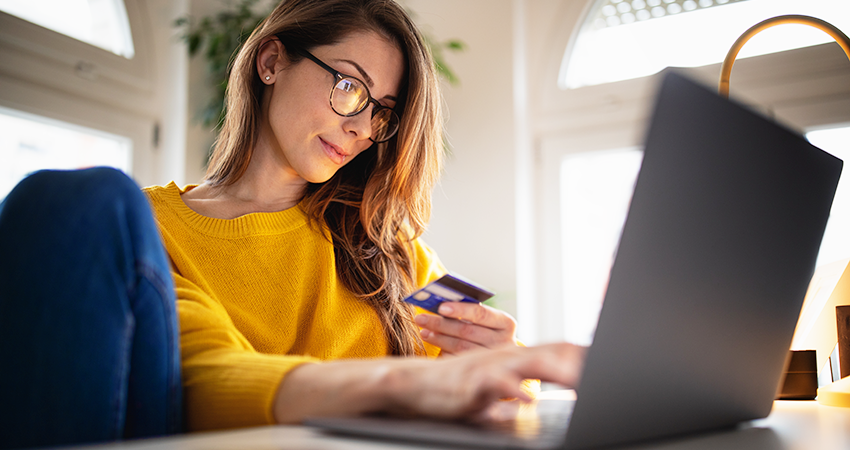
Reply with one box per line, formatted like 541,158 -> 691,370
562,71 -> 842,449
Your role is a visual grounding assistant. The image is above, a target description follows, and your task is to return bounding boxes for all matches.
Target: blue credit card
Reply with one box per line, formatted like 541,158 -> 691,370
403,273 -> 494,314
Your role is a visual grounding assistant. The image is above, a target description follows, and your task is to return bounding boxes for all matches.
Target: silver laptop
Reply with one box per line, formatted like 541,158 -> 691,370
304,71 -> 843,449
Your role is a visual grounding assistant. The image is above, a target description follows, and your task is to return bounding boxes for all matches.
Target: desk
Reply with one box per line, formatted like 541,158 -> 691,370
68,398 -> 850,450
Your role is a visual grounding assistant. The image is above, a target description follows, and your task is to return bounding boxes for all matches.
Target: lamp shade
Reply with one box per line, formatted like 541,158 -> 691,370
718,14 -> 850,98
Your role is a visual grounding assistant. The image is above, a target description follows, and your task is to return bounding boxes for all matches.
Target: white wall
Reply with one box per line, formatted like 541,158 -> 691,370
147,0 -> 190,187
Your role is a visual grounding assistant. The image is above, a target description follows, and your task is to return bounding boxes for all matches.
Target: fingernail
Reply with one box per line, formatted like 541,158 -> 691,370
414,314 -> 428,325
439,303 -> 453,315
421,329 -> 432,339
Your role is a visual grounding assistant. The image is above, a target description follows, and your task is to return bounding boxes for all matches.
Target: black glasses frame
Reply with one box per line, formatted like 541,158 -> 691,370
278,39 -> 400,143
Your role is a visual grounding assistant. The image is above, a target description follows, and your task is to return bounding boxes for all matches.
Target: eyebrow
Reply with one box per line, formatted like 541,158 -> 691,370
338,59 -> 398,102
339,59 -> 374,87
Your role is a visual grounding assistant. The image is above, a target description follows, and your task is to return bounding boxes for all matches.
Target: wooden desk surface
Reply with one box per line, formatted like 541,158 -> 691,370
67,397 -> 850,450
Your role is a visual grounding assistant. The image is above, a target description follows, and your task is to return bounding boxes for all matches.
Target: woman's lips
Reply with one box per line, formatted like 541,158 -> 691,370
320,138 -> 348,165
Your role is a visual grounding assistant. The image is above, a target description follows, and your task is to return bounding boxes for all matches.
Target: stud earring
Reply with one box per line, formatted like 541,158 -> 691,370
265,75 -> 270,81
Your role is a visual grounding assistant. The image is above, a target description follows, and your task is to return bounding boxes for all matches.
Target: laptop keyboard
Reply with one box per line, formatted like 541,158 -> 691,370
474,399 -> 575,442
305,398 -> 576,449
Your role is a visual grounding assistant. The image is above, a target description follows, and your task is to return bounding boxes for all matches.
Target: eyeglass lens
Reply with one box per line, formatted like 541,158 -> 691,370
331,77 -> 398,142
332,79 -> 369,113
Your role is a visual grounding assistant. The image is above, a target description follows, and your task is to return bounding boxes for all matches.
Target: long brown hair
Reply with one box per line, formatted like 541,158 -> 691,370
205,0 -> 444,356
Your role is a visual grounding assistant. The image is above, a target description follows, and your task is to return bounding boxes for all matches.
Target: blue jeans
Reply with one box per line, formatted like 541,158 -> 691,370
0,168 -> 182,448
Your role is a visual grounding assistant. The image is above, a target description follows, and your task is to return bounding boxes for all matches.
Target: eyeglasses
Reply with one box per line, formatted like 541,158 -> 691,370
282,41 -> 401,143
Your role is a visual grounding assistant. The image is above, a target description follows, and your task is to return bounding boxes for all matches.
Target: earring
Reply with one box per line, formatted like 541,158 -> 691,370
265,75 -> 270,81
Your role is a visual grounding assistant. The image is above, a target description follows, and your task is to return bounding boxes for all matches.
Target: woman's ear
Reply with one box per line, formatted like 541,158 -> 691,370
257,37 -> 286,85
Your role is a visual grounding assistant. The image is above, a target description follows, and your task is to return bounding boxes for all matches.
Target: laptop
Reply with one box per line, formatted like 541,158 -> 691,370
304,71 -> 843,449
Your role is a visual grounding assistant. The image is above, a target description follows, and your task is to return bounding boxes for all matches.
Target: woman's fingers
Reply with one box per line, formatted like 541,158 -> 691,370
376,343 -> 587,421
438,302 -> 515,331
513,343 -> 587,388
415,313 -> 501,346
419,327 -> 485,355
416,343 -> 584,416
414,302 -> 518,353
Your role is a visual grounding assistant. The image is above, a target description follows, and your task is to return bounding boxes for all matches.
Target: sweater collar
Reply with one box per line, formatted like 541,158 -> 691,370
159,181 -> 311,238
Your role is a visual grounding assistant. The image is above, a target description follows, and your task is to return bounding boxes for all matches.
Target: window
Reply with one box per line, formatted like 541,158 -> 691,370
0,0 -> 134,58
561,0 -> 850,88
560,148 -> 643,345
0,0 -> 185,189
0,106 -> 132,200
807,127 -> 850,268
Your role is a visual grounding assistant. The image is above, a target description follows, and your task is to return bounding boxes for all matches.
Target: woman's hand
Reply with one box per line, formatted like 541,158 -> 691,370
414,302 -> 518,355
274,342 -> 587,424
384,343 -> 586,419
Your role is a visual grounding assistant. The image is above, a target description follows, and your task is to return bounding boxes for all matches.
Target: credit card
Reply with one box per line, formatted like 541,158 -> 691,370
403,273 -> 494,314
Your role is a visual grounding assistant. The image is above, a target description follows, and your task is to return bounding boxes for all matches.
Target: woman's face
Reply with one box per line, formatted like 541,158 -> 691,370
260,31 -> 405,184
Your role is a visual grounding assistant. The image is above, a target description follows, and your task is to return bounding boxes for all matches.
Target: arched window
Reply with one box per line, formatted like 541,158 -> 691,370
561,0 -> 850,88
0,0 -> 134,58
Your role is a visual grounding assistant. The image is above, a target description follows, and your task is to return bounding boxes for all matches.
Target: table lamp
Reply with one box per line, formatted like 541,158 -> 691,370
717,14 -> 850,407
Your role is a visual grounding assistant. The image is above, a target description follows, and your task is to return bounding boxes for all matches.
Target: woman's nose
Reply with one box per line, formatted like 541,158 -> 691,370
343,106 -> 373,140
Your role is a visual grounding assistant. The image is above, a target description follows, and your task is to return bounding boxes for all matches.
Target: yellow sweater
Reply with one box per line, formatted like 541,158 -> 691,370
144,182 -> 446,431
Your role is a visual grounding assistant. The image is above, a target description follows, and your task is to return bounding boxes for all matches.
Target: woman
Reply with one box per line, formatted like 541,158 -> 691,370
0,1 -> 584,445
142,0 -> 585,431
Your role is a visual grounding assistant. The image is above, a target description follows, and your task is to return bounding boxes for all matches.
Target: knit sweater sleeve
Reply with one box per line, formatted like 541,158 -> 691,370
173,268 -> 320,431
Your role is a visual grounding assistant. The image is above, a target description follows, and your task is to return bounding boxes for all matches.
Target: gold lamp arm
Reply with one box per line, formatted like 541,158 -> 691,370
719,14 -> 850,98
